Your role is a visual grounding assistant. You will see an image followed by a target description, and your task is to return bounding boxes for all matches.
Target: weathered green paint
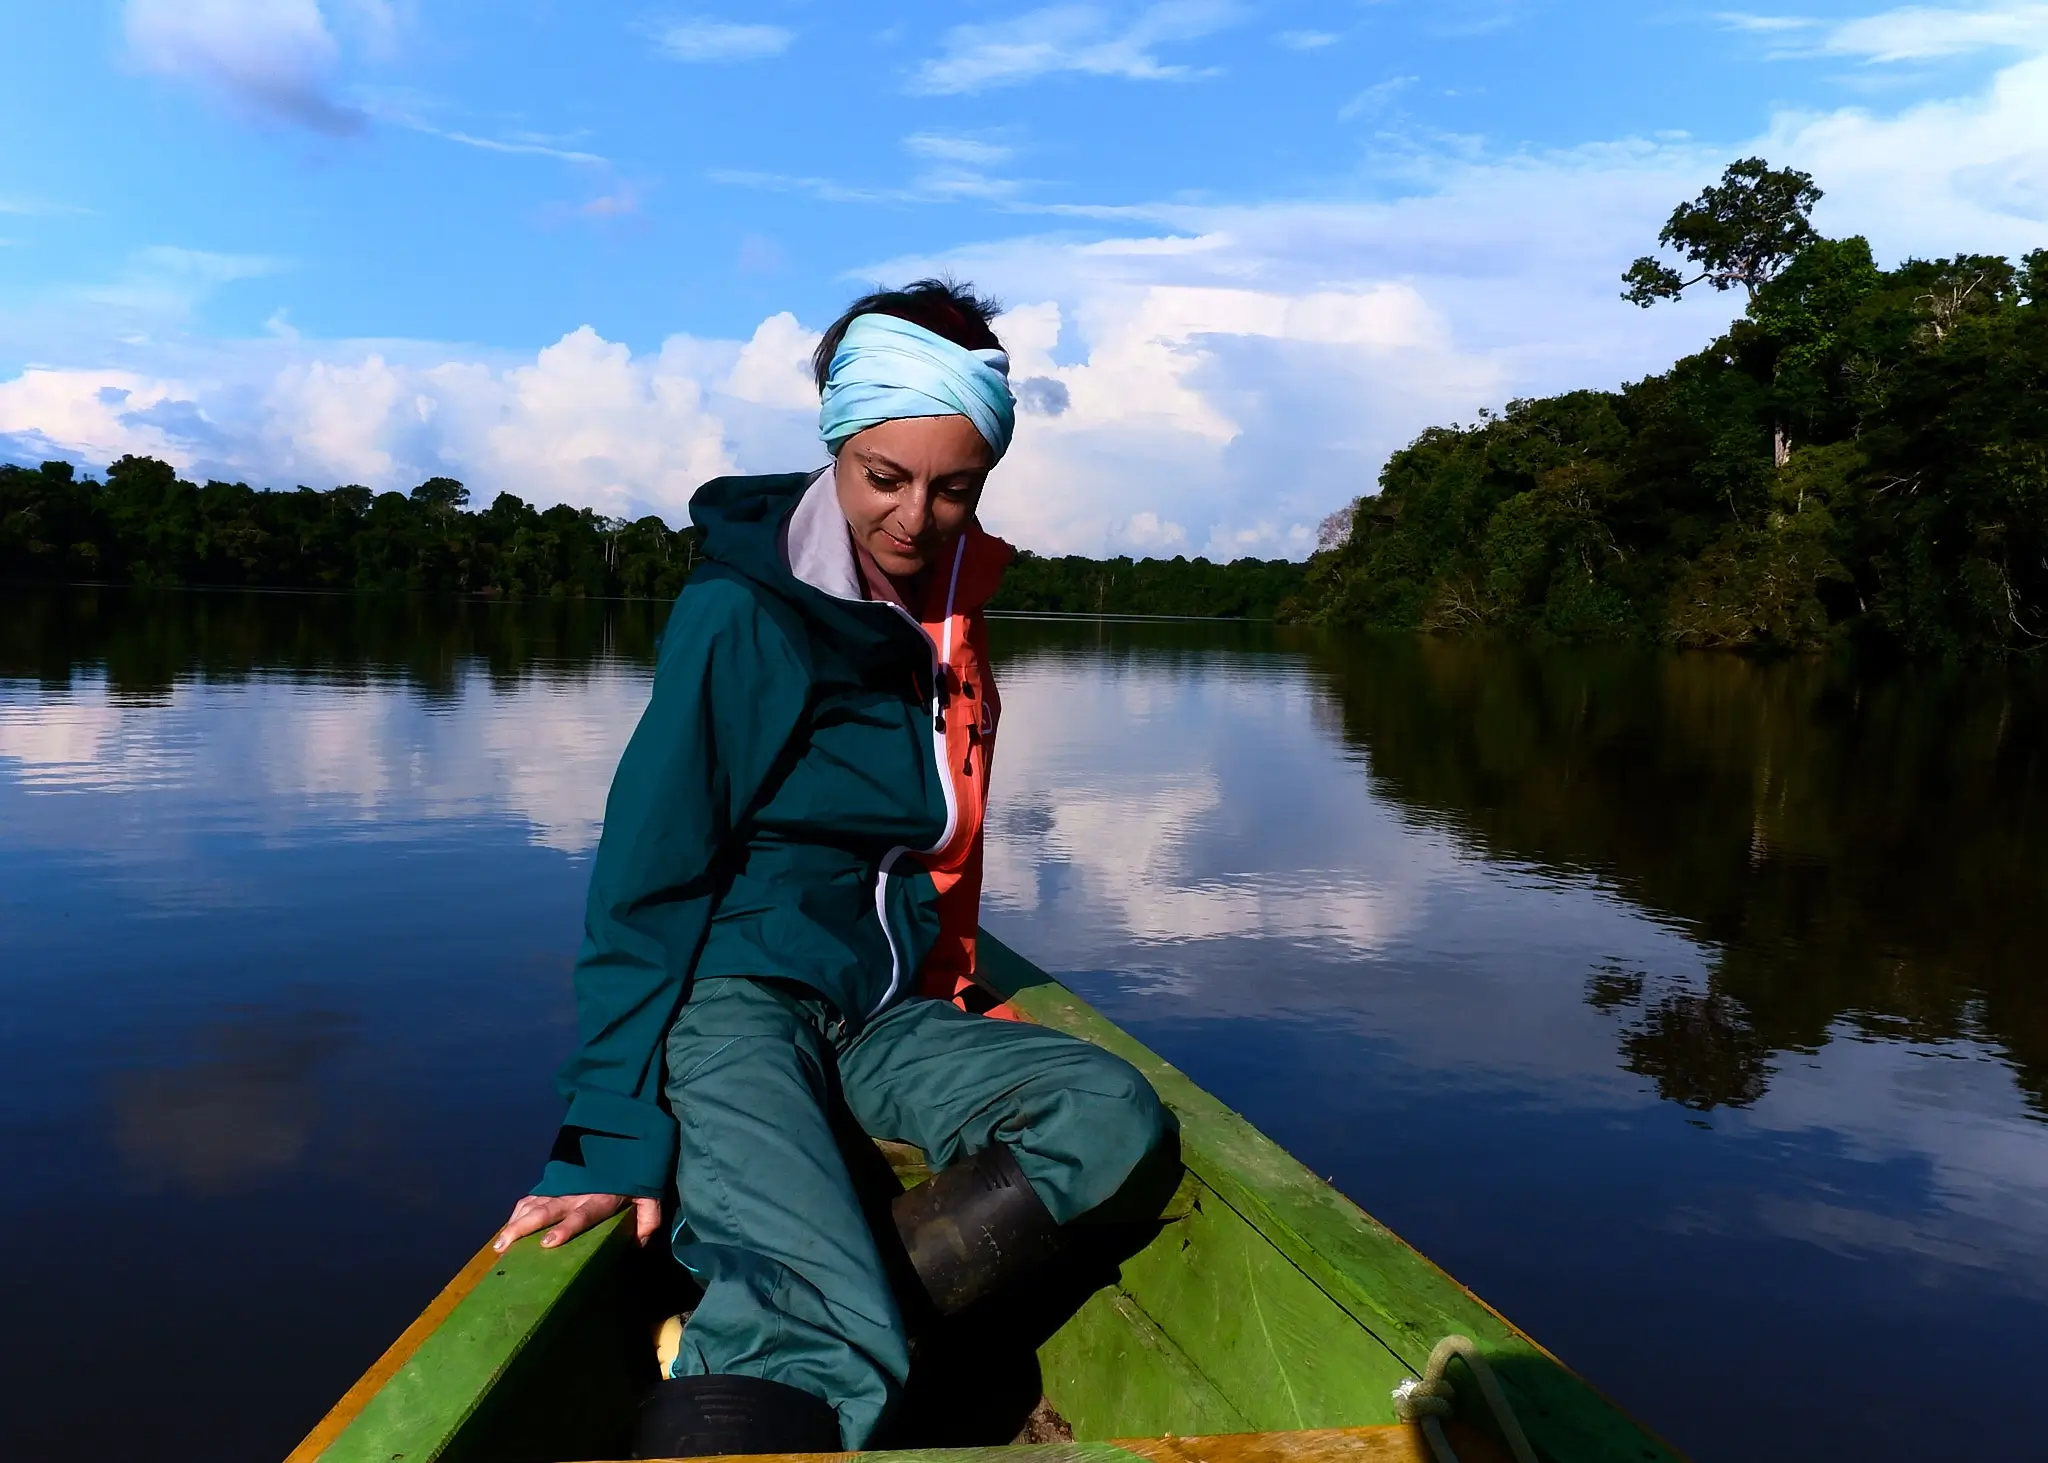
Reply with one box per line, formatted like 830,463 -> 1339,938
1037,1277 -> 1251,1439
1110,1178 -> 1414,1430
310,1214 -> 646,1463
297,937 -> 1685,1463
976,934 -> 1682,1463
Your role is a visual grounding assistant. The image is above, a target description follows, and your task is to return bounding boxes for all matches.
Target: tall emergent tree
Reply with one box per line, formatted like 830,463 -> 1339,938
1623,156 -> 1825,467
1622,156 -> 1823,306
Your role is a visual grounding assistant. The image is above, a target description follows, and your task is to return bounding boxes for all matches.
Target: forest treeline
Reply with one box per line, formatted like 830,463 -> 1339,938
1290,159 -> 2048,657
0,454 -> 1303,618
997,551 -> 1304,618
0,455 -> 705,601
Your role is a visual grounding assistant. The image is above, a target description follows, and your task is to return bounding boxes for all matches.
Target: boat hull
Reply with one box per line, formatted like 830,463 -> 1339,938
289,934 -> 1684,1463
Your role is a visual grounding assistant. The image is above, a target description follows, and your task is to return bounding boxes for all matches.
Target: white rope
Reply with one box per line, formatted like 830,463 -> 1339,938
1390,1335 -> 1540,1463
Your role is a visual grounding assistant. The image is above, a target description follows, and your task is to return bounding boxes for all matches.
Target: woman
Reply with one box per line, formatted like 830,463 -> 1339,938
492,280 -> 1176,1458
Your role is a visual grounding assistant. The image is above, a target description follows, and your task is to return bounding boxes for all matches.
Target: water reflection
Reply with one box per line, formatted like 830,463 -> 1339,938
983,642 -> 1436,956
1301,637 -> 2048,1114
1585,963 -> 1773,1111
111,1007 -> 356,1195
0,584 -> 669,697
981,623 -> 1708,1098
0,667 -> 646,858
5,589 -> 2048,1463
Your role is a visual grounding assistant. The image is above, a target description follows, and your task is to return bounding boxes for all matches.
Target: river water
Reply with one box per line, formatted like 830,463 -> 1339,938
3,587 -> 2045,1462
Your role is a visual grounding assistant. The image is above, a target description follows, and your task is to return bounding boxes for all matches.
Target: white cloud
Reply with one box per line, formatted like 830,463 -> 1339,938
723,312 -> 821,410
713,161 -> 1026,206
118,9 -> 595,167
896,134 -> 1027,202
1338,75 -> 1417,121
419,128 -> 607,166
1716,12 -> 1819,35
426,328 -> 736,516
708,169 -> 914,206
1826,1 -> 2048,60
0,370 -> 200,468
124,0 -> 363,133
903,133 -> 1018,167
1122,510 -> 1190,550
1767,51 -> 2048,245
336,0 -> 403,60
1277,29 -> 1340,49
263,354 -> 407,483
651,20 -> 794,63
0,196 -> 92,217
3,328 -> 738,519
358,92 -> 613,167
1725,2 -> 2048,60
911,1 -> 1240,95
81,245 -> 284,318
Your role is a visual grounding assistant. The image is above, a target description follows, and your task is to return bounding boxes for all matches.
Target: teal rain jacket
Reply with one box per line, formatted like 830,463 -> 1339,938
534,470 -> 965,1199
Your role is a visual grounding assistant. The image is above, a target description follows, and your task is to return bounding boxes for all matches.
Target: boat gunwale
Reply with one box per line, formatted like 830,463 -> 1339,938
283,1237 -> 521,1463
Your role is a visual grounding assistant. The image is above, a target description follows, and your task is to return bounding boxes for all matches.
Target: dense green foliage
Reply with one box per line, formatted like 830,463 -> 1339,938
990,550 -> 1304,618
1296,175 -> 2048,656
0,453 -> 1301,616
0,454 -> 703,599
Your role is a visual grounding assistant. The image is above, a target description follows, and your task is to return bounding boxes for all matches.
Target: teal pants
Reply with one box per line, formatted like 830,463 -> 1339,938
661,976 -> 1176,1447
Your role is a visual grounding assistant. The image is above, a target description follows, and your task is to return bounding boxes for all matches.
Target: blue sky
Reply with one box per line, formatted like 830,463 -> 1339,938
3,2 -> 2044,557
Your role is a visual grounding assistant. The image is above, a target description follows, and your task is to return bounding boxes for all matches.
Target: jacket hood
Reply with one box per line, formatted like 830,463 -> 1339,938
689,470 -> 906,663
689,470 -> 1011,657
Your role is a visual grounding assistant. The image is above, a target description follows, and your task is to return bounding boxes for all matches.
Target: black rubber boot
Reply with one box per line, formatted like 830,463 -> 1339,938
890,1143 -> 1062,1318
631,1374 -> 842,1459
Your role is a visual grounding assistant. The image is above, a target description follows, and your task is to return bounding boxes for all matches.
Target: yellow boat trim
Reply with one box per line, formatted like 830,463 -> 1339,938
622,1422 -> 1513,1463
284,1238 -> 506,1463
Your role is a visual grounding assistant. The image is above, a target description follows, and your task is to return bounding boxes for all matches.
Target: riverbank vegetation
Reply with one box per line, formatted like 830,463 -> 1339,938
0,455 -> 704,600
1290,159 -> 2048,657
997,550 -> 1303,618
0,455 -> 1302,617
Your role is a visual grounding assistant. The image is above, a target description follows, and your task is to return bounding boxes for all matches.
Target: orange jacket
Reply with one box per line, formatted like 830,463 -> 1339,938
907,521 -> 1014,1014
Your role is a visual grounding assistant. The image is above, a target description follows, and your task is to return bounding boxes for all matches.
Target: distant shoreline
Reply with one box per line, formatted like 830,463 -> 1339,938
4,578 -> 1273,623
0,456 -> 1308,619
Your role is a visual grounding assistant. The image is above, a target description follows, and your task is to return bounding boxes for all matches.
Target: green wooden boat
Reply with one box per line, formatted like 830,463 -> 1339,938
289,935 -> 1684,1463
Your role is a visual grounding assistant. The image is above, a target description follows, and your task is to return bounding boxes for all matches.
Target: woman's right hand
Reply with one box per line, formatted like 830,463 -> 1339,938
493,1193 -> 663,1252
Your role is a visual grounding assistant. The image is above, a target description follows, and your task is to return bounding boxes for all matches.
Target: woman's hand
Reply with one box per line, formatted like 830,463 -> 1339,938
492,1193 -> 663,1252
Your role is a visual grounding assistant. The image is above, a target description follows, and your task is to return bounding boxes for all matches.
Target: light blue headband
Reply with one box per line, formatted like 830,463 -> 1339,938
818,312 -> 1016,462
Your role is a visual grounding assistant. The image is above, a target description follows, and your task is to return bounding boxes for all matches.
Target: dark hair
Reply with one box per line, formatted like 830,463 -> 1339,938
812,277 -> 1004,390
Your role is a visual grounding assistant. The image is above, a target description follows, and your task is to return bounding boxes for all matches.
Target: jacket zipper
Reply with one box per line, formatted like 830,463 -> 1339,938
869,534 -> 968,1018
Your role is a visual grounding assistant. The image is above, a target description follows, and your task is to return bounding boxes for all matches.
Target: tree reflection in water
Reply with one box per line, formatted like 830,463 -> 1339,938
1306,635 -> 2048,1116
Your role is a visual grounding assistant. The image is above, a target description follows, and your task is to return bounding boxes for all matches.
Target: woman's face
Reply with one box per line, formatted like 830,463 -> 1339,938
835,414 -> 992,580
